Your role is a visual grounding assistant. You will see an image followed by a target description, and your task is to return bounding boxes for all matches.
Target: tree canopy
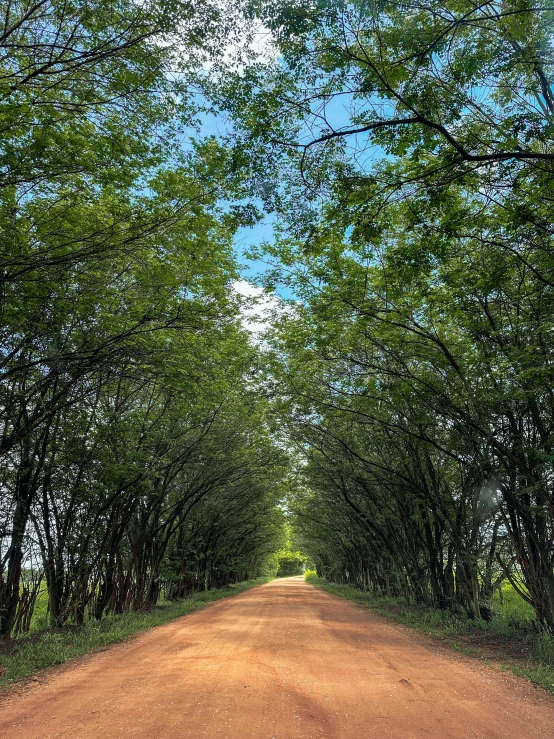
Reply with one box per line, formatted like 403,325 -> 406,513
214,0 -> 554,629
2,0 -> 554,638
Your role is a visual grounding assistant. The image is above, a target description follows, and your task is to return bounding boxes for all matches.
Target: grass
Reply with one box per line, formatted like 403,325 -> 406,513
25,587 -> 49,633
304,571 -> 554,692
0,577 -> 270,688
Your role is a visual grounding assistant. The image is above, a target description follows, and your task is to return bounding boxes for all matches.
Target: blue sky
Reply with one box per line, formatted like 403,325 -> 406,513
234,213 -> 299,302
234,213 -> 275,280
192,103 -> 289,295
192,29 -> 379,303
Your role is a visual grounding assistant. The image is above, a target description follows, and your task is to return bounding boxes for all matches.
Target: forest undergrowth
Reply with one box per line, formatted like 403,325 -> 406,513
305,573 -> 554,692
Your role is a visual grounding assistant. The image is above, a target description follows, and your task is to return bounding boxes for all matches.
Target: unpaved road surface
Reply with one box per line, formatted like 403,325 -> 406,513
1,577 -> 554,738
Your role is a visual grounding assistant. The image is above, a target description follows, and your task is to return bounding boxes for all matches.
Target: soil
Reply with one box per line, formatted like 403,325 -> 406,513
1,576 -> 554,738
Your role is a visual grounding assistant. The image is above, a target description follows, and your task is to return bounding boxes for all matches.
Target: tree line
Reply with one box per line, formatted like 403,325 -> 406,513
0,0 -> 286,638
215,0 -> 554,629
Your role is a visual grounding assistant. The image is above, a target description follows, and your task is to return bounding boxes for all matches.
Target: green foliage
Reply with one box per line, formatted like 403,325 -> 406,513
28,591 -> 49,634
275,551 -> 306,577
217,0 -> 554,631
511,664 -> 554,694
492,585 -> 536,633
0,0 -> 288,638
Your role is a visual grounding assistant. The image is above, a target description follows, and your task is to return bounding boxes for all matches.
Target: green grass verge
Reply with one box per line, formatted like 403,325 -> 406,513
0,577 -> 270,688
304,572 -> 554,692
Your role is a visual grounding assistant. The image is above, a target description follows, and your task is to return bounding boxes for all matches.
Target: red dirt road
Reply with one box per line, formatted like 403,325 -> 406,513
1,577 -> 554,738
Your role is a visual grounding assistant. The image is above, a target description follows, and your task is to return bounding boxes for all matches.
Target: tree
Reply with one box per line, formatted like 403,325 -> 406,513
216,0 -> 554,627
0,0 -> 288,636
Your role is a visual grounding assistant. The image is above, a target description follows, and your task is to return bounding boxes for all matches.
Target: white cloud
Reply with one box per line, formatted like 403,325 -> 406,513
202,15 -> 278,75
233,279 -> 282,336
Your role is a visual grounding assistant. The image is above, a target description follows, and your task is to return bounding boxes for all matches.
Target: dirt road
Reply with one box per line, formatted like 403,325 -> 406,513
1,577 -> 554,738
